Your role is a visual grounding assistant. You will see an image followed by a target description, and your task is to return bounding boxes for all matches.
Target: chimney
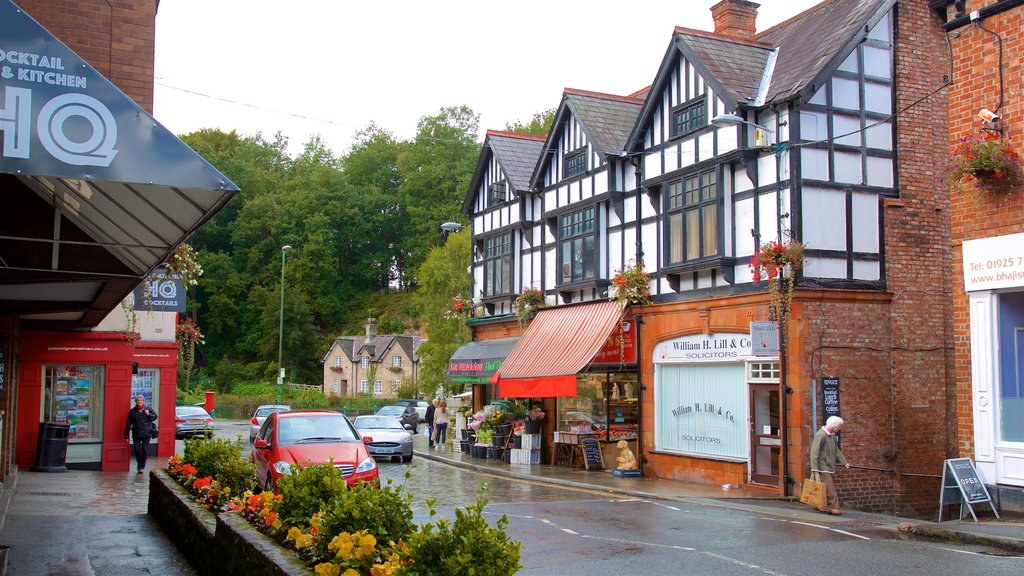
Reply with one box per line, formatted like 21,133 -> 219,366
365,316 -> 378,339
711,0 -> 760,40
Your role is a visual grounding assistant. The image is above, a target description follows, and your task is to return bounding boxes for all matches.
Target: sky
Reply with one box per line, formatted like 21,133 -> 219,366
153,0 -> 824,157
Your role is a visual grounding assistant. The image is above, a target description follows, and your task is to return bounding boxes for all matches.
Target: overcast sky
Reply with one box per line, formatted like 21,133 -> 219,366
153,0 -> 823,156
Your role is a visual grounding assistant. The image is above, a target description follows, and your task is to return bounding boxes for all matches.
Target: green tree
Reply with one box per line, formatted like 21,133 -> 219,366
416,230 -> 472,396
504,108 -> 556,137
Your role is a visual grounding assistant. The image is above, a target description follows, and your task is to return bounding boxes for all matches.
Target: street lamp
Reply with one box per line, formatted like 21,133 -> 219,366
440,222 -> 462,237
277,245 -> 292,403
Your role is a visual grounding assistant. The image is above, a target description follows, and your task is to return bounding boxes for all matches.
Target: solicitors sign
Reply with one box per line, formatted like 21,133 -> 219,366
653,332 -> 753,364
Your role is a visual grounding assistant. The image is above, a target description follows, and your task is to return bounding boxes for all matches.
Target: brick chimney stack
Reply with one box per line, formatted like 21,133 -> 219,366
711,0 -> 760,40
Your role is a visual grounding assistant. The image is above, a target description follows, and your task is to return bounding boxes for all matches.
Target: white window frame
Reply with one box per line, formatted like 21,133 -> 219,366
360,379 -> 368,393
392,356 -> 401,368
333,357 -> 342,367
332,379 -> 340,393
360,357 -> 369,368
373,380 -> 383,394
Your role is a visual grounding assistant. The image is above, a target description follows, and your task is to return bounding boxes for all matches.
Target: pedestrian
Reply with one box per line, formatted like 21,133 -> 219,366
433,400 -> 449,449
425,398 -> 438,448
809,415 -> 851,515
124,395 -> 158,474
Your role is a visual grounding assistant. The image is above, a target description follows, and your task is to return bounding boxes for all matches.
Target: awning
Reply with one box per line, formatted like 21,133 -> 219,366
0,1 -> 239,328
492,300 -> 622,397
447,337 -> 519,384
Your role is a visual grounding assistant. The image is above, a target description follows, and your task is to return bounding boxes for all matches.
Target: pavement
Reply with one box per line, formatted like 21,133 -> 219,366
0,446 -> 1020,575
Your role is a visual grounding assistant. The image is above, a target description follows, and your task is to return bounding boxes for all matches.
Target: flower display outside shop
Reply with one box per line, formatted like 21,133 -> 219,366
940,132 -> 1023,191
513,286 -> 546,325
610,260 -> 651,311
749,240 -> 804,327
527,406 -> 546,421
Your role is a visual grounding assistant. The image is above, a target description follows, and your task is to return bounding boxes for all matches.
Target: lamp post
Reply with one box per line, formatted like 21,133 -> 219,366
440,222 -> 462,237
277,245 -> 292,404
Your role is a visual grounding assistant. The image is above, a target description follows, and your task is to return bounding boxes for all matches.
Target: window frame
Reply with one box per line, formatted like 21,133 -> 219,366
482,232 -> 513,297
664,166 -> 721,266
558,205 -> 598,285
360,357 -> 369,369
333,357 -> 342,367
487,180 -> 507,208
392,356 -> 401,368
360,379 -> 368,393
373,380 -> 383,394
670,96 -> 707,139
563,147 -> 588,179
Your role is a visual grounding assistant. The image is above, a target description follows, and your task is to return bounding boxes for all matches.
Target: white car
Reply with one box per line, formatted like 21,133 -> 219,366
249,404 -> 291,442
353,415 -> 414,462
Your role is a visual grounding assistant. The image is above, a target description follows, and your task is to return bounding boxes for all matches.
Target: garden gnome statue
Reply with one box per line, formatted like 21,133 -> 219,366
616,440 -> 638,470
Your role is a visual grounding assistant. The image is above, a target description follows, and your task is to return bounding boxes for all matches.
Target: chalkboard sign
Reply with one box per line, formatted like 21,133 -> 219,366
822,377 -> 840,418
938,458 -> 999,522
581,438 -> 604,470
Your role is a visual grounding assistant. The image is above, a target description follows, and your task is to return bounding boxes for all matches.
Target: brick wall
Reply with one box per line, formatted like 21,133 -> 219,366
946,2 -> 1024,461
15,0 -> 157,112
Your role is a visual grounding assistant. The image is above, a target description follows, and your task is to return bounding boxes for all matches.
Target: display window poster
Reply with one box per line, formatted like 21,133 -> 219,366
45,365 -> 103,441
131,370 -> 156,407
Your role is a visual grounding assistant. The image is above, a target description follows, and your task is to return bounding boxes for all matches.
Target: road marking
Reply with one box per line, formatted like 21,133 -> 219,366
792,521 -> 870,540
561,528 -> 578,535
701,551 -> 789,575
830,528 -> 870,540
639,499 -> 682,511
939,547 -> 983,556
580,534 -> 695,551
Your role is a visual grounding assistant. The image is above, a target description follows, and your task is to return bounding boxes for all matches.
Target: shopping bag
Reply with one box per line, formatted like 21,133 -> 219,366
800,473 -> 826,509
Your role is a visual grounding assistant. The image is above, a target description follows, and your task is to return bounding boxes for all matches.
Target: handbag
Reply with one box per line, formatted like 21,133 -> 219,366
150,421 -> 159,438
800,472 -> 826,509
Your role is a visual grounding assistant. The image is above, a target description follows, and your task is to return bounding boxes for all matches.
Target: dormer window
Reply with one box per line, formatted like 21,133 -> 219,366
671,97 -> 707,139
487,180 -> 507,208
563,148 -> 588,179
360,357 -> 369,368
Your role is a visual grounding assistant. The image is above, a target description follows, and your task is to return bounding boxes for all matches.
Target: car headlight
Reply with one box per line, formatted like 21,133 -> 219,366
355,456 -> 377,474
272,461 -> 294,475
400,434 -> 413,443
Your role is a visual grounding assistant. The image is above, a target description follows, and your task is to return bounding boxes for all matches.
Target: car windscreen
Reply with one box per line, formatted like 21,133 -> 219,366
276,415 -> 357,445
176,407 -> 209,418
256,406 -> 289,418
356,417 -> 403,430
377,406 -> 403,416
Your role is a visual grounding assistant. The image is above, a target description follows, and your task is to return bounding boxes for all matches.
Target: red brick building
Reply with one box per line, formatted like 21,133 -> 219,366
934,0 -> 1024,512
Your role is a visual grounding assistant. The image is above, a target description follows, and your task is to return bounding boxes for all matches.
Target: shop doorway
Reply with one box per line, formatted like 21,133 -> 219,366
749,384 -> 780,486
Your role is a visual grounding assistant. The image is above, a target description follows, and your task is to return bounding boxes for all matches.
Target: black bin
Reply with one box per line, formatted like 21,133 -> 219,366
33,422 -> 70,472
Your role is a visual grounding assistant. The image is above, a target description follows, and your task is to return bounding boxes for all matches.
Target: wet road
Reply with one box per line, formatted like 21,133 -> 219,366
199,421 -> 1023,575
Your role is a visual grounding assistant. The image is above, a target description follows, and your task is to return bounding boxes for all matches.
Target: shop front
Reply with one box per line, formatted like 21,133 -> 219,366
15,331 -> 177,471
962,233 -> 1024,491
491,301 -> 638,468
447,337 -> 519,412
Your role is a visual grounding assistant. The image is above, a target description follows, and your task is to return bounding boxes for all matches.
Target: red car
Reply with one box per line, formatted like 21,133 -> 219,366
251,410 -> 379,492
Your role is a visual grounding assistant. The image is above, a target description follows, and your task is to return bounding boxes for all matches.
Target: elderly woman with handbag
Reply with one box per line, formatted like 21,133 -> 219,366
809,415 -> 851,515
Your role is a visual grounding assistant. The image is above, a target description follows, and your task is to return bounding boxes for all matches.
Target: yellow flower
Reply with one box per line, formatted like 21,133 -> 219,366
294,532 -> 314,549
311,511 -> 322,530
286,527 -> 303,542
314,563 -> 341,576
271,518 -> 283,530
342,570 -> 359,576
329,533 -> 355,559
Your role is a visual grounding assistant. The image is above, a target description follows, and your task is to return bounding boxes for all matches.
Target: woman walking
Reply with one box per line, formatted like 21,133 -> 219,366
433,400 -> 449,449
124,395 -> 157,474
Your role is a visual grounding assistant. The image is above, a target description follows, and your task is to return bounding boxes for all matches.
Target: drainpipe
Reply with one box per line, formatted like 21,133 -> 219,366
629,154 -> 647,469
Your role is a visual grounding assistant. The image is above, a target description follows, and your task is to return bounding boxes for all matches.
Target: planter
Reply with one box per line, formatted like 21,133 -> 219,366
460,440 -> 472,453
492,434 -> 508,448
486,446 -> 502,459
461,428 -> 472,441
494,423 -> 512,438
472,444 -> 488,458
524,420 -> 542,434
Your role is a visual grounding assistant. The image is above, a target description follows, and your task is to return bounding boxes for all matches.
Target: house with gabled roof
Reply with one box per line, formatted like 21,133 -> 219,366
322,317 -> 422,399
456,0 -> 959,516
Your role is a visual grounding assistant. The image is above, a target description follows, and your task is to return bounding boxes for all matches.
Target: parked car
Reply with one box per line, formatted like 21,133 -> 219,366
352,415 -> 414,462
376,405 -> 419,430
175,406 -> 214,439
251,410 -> 378,492
249,404 -> 291,442
394,399 -> 430,422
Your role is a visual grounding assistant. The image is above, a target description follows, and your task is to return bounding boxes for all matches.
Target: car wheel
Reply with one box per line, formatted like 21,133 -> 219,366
402,455 -> 412,463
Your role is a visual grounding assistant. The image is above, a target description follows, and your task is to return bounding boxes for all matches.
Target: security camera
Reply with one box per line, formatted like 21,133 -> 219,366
978,109 -> 1001,124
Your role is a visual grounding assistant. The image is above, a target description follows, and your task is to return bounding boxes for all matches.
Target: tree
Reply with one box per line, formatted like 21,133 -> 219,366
415,230 -> 472,396
504,108 -> 556,137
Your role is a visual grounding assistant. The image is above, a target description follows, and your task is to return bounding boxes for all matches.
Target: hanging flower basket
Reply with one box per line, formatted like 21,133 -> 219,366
940,133 -> 1022,191
610,260 -> 651,311
513,286 -> 546,325
749,241 -> 804,326
445,295 -> 471,320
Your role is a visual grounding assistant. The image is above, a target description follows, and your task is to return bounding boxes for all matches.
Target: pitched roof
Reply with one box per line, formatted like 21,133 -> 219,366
462,131 -> 545,216
757,0 -> 893,103
675,29 -> 772,106
531,89 -> 644,188
323,334 -> 422,364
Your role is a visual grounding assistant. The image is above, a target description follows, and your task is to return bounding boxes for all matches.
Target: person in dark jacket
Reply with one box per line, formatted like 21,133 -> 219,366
425,399 -> 437,448
124,395 -> 157,474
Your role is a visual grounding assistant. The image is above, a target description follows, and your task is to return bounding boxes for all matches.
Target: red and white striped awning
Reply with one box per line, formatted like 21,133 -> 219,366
491,300 -> 623,397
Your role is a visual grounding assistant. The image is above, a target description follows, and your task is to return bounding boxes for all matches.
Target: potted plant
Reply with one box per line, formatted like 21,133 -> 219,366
524,405 -> 545,434
610,260 -> 651,311
940,132 -> 1022,191
513,286 -> 546,325
446,295 -> 472,320
749,240 -> 804,329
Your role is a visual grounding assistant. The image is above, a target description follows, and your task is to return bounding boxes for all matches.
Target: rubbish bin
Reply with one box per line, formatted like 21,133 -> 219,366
33,422 -> 70,472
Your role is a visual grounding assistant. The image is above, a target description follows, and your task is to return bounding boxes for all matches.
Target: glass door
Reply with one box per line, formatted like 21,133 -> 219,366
749,384 -> 780,486
132,368 -> 159,443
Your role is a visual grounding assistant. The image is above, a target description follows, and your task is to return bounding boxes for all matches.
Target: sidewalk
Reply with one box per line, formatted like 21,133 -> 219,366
0,461 -> 197,576
416,445 -> 1024,554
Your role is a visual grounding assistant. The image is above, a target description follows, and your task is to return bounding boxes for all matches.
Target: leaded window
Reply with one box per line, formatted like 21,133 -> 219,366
559,206 -> 597,284
487,181 -> 507,208
671,98 -> 707,139
563,148 -> 588,179
483,233 -> 512,297
392,356 -> 401,368
666,168 -> 719,264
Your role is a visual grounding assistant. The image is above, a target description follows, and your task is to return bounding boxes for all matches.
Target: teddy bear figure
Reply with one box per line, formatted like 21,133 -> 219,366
616,440 -> 637,470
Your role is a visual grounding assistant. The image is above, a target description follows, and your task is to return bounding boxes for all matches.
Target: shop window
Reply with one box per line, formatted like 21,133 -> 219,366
998,292 -> 1024,442
44,365 -> 104,441
557,373 -> 638,441
559,206 -> 597,284
654,363 -> 746,459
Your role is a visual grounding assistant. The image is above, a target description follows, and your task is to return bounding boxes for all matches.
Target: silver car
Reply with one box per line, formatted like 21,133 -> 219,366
175,406 -> 214,439
353,415 -> 414,462
249,404 -> 291,442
